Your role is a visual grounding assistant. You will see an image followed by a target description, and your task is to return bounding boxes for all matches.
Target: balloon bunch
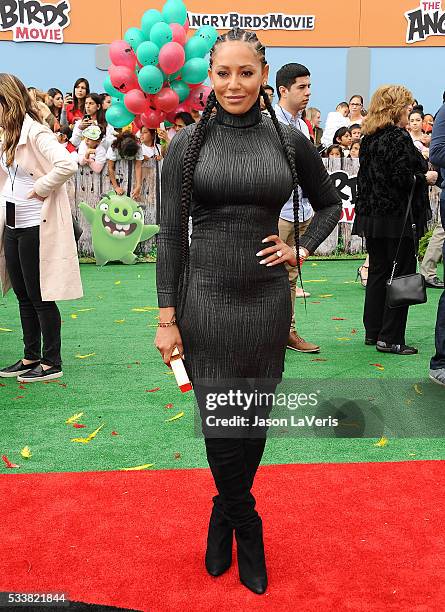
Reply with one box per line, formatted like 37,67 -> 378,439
103,0 -> 218,129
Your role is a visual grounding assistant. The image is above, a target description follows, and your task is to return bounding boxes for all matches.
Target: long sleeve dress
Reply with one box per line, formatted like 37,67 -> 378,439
156,102 -> 341,384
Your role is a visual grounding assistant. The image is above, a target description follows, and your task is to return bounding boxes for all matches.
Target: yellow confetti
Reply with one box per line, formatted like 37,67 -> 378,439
414,384 -> 423,395
20,446 -> 32,459
70,314 -> 78,319
311,263 -> 318,266
165,411 -> 184,422
163,371 -> 175,376
77,308 -> 95,313
374,436 -> 388,447
337,337 -> 351,341
75,353 -> 96,359
319,294 -> 334,298
121,463 -> 154,471
375,366 -> 385,371
132,307 -> 158,312
114,281 -> 121,285
66,412 -> 84,424
0,327 -> 13,332
71,423 -> 105,444
114,319 -> 125,324
302,279 -> 327,283
409,453 -> 416,457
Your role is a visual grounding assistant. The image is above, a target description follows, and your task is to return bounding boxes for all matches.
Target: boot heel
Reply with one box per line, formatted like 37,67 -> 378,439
235,518 -> 268,594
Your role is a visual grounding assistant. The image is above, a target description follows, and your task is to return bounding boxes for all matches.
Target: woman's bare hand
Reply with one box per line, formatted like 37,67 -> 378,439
256,234 -> 309,267
155,326 -> 184,367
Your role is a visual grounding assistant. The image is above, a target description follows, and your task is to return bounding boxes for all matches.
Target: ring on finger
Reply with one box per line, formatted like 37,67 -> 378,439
276,250 -> 283,258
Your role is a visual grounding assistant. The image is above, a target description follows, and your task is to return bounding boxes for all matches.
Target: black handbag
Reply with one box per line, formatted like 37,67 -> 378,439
386,176 -> 427,309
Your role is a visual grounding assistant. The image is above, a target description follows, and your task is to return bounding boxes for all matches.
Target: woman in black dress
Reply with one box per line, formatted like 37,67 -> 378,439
353,85 -> 437,355
155,28 -> 341,594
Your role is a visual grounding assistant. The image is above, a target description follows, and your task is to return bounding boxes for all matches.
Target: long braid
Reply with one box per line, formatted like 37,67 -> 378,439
260,87 -> 304,291
177,90 -> 217,319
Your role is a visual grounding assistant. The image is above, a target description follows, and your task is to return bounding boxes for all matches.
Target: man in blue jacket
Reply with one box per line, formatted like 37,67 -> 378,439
429,102 -> 445,386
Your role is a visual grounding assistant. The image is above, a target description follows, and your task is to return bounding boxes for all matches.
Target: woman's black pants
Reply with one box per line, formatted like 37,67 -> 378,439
364,236 -> 416,345
4,226 -> 62,367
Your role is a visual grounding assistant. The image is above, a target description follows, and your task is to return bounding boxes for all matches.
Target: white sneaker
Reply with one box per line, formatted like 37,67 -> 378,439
429,369 -> 445,387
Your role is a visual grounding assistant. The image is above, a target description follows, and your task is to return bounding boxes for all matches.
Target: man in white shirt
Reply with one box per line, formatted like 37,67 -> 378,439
275,62 -> 320,353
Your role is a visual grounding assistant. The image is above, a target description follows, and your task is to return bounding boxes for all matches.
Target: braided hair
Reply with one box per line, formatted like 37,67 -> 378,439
177,28 -> 302,317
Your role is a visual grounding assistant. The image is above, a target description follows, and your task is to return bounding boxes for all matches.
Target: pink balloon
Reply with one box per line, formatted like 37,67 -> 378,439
176,102 -> 192,113
141,108 -> 166,128
124,89 -> 149,114
109,65 -> 139,93
169,23 -> 187,46
153,88 -> 180,112
188,85 -> 212,110
165,110 -> 177,123
188,81 -> 204,90
183,18 -> 189,31
159,42 -> 185,75
133,115 -> 144,130
109,40 -> 137,69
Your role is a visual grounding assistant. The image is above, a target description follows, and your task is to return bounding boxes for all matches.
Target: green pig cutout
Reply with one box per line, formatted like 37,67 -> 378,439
79,192 -> 159,266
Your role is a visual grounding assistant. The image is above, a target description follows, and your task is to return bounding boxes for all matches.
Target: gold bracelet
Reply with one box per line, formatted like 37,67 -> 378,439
158,318 -> 177,328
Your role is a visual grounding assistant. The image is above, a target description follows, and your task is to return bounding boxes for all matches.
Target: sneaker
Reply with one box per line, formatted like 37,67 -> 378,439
376,341 -> 418,355
17,364 -> 63,383
424,277 -> 444,289
429,369 -> 445,387
0,360 -> 40,378
287,331 -> 320,353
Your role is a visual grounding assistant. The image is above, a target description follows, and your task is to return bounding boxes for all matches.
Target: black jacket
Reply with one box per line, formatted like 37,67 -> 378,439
355,125 -> 429,223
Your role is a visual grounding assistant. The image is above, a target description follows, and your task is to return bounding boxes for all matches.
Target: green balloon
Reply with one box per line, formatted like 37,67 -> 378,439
196,25 -> 219,52
103,76 -> 124,100
170,80 -> 190,102
141,9 -> 164,38
106,103 -> 135,128
138,65 -> 164,94
162,1 -> 187,25
185,36 -> 208,61
124,27 -> 146,51
164,120 -> 173,128
168,69 -> 181,81
149,22 -> 173,48
137,41 -> 160,67
181,58 -> 208,85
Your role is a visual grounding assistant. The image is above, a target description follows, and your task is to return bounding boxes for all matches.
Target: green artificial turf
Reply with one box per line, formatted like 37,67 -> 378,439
0,260 -> 444,474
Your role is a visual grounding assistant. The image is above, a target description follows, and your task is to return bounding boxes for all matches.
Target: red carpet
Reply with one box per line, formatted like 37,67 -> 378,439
0,461 -> 444,611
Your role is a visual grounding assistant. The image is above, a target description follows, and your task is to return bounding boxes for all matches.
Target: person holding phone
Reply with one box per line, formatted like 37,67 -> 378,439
0,73 -> 82,382
65,78 -> 90,127
70,93 -> 115,151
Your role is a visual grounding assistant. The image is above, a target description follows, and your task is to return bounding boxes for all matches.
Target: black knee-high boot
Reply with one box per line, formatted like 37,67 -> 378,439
204,437 -> 267,594
205,438 -> 267,577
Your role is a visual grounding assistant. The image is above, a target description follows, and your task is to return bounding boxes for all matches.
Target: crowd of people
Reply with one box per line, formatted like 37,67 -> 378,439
0,26 -> 444,595
25,79 -> 204,192
1,64 -> 444,369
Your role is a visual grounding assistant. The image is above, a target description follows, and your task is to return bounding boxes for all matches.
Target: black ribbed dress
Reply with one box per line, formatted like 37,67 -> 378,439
157,102 -> 341,384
